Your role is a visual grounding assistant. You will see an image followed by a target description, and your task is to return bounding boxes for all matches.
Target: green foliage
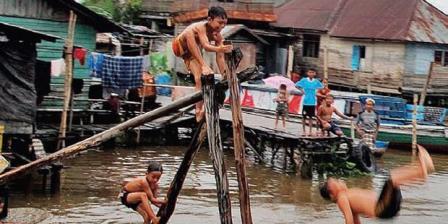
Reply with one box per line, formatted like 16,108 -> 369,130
316,159 -> 369,177
81,0 -> 142,24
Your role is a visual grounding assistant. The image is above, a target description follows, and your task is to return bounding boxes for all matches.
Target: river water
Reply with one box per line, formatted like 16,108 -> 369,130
9,146 -> 448,223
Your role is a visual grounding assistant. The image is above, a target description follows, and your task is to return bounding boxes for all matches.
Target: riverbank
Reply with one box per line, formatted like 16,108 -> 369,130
9,146 -> 448,224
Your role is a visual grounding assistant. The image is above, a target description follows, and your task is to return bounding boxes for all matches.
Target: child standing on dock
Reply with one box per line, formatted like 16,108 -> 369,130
295,68 -> 323,136
316,78 -> 331,109
119,162 -> 167,224
274,84 -> 289,130
317,95 -> 353,137
355,98 -> 380,148
320,145 -> 435,223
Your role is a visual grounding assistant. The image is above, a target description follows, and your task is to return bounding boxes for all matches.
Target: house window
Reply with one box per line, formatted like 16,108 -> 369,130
352,45 -> 366,71
434,50 -> 448,66
302,34 -> 320,58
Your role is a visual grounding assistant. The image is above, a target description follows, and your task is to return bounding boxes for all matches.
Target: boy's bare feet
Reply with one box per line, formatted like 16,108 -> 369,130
418,145 -> 435,174
196,110 -> 205,123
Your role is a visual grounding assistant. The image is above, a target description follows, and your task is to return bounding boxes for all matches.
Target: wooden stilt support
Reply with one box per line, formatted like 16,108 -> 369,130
412,94 -> 418,155
57,11 -> 77,149
226,49 -> 253,224
202,75 -> 233,224
136,39 -> 153,144
420,62 -> 434,106
0,67 -> 258,185
158,120 -> 207,224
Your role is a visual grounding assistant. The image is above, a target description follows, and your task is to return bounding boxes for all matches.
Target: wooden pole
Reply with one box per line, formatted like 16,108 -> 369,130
202,75 -> 233,224
0,67 -> 258,186
68,90 -> 75,132
286,45 -> 294,79
57,11 -> 77,149
158,120 -> 207,224
412,94 -> 418,154
226,50 -> 252,224
136,39 -> 153,144
420,62 -> 434,106
323,47 -> 329,79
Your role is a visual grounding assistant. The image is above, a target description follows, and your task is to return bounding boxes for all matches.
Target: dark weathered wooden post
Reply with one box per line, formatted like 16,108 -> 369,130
158,120 -> 207,224
202,74 -> 233,224
226,49 -> 253,224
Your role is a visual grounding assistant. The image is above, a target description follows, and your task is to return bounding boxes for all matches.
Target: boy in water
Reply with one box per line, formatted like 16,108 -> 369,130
172,6 -> 233,122
295,68 -> 323,136
317,95 -> 352,137
320,145 -> 435,224
274,84 -> 289,130
119,162 -> 167,224
355,98 -> 380,148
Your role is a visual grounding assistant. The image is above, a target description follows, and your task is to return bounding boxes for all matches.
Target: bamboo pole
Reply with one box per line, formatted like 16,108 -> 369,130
158,120 -> 207,224
0,67 -> 258,187
68,89 -> 75,132
420,62 -> 434,106
57,11 -> 77,149
136,39 -> 153,144
286,45 -> 294,79
202,75 -> 233,224
412,94 -> 418,154
226,50 -> 252,224
324,47 -> 329,79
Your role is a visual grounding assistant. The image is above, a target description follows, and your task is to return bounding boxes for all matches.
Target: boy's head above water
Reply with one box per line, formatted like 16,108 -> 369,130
146,161 -> 163,183
320,178 -> 348,202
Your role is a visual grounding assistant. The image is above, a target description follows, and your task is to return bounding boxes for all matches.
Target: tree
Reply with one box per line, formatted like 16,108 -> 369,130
81,0 -> 142,24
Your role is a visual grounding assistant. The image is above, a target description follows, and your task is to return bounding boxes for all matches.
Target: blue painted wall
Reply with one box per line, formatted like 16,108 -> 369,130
405,43 -> 448,75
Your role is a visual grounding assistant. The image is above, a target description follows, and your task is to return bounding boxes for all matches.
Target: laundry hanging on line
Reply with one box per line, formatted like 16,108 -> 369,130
50,58 -> 65,77
100,54 -> 144,89
87,52 -> 105,77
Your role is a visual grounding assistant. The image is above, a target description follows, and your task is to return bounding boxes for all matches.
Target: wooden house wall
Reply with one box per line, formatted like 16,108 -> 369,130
294,34 -> 406,94
403,43 -> 448,95
0,0 -> 67,21
0,16 -> 97,108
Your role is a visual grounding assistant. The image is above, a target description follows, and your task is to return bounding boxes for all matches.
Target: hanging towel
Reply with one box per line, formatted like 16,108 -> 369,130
51,59 -> 65,77
74,48 -> 87,65
101,55 -> 143,89
87,52 -> 105,77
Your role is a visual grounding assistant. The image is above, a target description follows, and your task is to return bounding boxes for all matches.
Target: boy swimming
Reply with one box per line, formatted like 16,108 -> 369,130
320,145 -> 435,224
119,162 -> 167,224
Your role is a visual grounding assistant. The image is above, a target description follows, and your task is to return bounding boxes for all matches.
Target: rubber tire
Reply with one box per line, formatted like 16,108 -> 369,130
352,143 -> 376,173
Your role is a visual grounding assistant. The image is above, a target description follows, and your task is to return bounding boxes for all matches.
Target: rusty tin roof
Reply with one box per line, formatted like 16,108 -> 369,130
274,0 -> 448,44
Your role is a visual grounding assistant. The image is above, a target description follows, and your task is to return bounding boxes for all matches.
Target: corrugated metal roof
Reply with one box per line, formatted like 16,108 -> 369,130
273,0 -> 346,31
221,24 -> 269,45
0,22 -> 60,42
405,0 -> 448,44
329,0 -> 417,41
273,0 -> 448,44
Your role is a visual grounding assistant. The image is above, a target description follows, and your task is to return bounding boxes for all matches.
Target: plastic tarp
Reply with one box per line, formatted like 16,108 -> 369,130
0,41 -> 37,134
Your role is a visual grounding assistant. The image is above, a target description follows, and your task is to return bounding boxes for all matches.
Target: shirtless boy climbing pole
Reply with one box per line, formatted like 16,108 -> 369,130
119,162 -> 167,224
172,6 -> 233,122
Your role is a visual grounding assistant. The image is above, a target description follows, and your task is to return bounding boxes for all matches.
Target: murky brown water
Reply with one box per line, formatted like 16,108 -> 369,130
9,146 -> 448,223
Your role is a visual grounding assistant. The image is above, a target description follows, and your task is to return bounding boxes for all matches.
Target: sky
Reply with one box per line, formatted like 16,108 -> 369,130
425,0 -> 448,13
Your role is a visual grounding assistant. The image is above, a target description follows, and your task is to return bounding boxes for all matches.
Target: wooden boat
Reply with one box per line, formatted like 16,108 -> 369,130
226,83 -> 448,153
